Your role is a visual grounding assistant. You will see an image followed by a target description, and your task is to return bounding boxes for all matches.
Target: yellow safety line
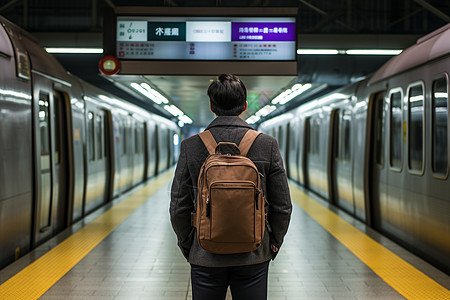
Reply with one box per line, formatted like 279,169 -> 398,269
0,170 -> 173,300
290,185 -> 450,300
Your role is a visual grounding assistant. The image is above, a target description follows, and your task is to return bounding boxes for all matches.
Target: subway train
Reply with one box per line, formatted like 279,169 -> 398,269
0,16 -> 179,269
259,23 -> 450,274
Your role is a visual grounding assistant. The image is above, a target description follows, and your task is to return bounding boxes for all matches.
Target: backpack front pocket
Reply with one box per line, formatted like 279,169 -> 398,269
209,181 -> 256,243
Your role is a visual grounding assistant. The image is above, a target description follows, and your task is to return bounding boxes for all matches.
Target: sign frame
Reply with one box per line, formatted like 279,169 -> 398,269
103,7 -> 298,76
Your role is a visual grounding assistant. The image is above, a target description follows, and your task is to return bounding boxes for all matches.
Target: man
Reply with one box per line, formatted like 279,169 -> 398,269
170,74 -> 292,300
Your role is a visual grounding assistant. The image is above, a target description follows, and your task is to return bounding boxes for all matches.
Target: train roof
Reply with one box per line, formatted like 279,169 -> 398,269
369,23 -> 450,85
0,15 -> 69,81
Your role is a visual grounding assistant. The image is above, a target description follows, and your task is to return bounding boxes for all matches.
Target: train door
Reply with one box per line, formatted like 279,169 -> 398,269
145,121 -> 157,178
287,120 -> 300,182
284,123 -> 291,177
112,114 -> 122,197
154,125 -> 160,175
104,111 -> 114,202
126,116 -> 135,189
330,109 -> 354,214
53,91 -> 71,230
366,92 -> 386,227
277,125 -> 285,164
302,117 -> 311,188
84,108 -> 110,213
32,75 -> 69,245
328,110 -> 340,205
132,121 -> 145,185
116,116 -> 133,193
157,126 -> 169,173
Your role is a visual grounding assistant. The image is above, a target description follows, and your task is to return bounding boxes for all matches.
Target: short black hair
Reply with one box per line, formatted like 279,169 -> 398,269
207,74 -> 247,116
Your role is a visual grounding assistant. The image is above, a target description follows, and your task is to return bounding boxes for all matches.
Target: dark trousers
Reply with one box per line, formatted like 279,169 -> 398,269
190,261 -> 270,300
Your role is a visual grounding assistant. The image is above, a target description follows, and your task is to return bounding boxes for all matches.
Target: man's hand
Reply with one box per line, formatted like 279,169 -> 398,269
270,244 -> 279,253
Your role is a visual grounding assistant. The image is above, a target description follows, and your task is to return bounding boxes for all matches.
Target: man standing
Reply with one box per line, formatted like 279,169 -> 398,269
170,74 -> 292,300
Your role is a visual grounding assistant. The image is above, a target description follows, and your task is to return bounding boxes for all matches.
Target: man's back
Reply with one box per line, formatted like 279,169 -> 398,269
170,74 -> 291,300
171,116 -> 291,267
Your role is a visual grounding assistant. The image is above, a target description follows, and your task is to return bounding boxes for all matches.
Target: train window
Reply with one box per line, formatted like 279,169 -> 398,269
39,93 -> 51,170
96,114 -> 103,160
104,116 -> 108,158
374,93 -> 385,167
309,118 -> 320,155
288,121 -> 297,157
278,126 -> 284,153
53,93 -> 62,165
389,90 -> 403,170
135,126 -> 141,154
88,112 -> 95,161
332,111 -> 339,159
432,77 -> 448,176
340,110 -> 351,162
122,121 -> 127,155
408,84 -> 424,173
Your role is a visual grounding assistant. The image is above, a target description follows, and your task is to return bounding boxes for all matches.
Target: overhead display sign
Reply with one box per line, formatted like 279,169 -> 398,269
115,16 -> 296,61
103,7 -> 298,75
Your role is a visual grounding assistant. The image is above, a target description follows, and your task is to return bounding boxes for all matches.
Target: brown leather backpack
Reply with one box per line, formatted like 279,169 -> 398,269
192,129 -> 265,254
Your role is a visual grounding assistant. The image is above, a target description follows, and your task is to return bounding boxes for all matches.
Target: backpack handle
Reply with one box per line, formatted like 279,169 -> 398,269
216,142 -> 240,155
199,129 -> 261,156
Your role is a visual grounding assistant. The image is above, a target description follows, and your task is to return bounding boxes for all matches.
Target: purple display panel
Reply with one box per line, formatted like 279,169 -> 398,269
232,22 -> 295,42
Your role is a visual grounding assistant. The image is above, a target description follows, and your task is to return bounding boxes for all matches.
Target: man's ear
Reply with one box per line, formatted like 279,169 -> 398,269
238,101 -> 248,117
209,101 -> 214,113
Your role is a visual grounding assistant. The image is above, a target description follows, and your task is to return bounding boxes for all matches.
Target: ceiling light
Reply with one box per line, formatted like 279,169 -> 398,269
261,113 -> 294,127
246,115 -> 261,125
141,83 -> 169,104
271,90 -> 291,105
45,47 -> 103,54
272,83 -> 312,105
255,105 -> 277,117
297,49 -> 339,55
345,49 -> 402,55
130,83 -> 162,104
279,83 -> 312,105
164,105 -> 185,117
178,115 -> 192,124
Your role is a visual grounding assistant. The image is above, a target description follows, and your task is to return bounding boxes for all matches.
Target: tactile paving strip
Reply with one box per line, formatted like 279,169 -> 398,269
0,170 -> 174,299
290,185 -> 450,299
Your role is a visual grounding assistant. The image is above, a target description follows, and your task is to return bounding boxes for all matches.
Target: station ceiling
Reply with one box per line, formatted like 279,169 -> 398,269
2,0 -> 450,129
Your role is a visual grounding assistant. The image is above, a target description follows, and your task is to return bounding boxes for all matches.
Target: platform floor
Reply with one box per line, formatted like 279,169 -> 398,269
0,169 -> 449,299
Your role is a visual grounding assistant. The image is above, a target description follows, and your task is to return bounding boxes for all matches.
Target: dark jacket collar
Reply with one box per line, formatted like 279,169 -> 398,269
205,116 -> 254,130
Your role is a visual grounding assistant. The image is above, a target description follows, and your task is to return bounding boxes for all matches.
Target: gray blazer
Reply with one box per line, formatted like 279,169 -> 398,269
170,116 -> 292,267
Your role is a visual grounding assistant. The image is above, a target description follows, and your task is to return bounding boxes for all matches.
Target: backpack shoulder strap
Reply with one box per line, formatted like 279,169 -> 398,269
198,130 -> 217,155
239,130 -> 261,156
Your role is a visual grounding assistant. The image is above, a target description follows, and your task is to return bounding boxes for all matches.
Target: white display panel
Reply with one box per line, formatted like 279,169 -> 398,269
186,22 -> 231,42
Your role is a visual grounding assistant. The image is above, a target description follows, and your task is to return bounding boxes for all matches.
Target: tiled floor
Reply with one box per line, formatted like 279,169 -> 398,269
2,174 -> 449,299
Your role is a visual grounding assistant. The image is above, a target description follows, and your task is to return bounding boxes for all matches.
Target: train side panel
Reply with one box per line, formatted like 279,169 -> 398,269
374,57 -> 450,271
0,23 -> 33,268
0,16 -> 179,270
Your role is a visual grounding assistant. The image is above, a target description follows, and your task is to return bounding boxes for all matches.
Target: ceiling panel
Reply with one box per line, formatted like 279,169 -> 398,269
110,74 -> 297,126
143,75 -> 297,126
